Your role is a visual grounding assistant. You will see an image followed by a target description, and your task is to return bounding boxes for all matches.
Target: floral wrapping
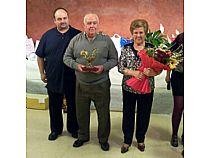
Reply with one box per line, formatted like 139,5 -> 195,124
126,49 -> 170,94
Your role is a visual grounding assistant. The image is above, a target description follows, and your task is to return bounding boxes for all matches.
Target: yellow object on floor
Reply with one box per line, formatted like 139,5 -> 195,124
26,93 -> 49,110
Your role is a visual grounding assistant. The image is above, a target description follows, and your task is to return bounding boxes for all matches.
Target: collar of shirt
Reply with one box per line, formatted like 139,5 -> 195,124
56,25 -> 71,35
84,32 -> 97,41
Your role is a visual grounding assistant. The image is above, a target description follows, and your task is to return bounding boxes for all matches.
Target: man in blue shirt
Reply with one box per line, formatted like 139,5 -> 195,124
35,7 -> 81,141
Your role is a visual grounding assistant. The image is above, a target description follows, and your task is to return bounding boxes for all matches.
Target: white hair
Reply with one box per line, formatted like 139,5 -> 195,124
83,13 -> 99,24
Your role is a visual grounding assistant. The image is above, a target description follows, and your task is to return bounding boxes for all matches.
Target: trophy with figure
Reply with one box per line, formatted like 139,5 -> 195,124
80,48 -> 98,71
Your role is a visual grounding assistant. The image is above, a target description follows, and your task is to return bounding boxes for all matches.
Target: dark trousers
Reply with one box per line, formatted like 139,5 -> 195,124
47,90 -> 63,134
122,89 -> 154,145
64,81 -> 79,134
47,87 -> 78,134
75,80 -> 111,143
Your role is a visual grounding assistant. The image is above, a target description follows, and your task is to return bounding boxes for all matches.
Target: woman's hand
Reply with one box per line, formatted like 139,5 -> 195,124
133,70 -> 145,80
165,70 -> 171,83
143,68 -> 161,77
123,69 -> 145,80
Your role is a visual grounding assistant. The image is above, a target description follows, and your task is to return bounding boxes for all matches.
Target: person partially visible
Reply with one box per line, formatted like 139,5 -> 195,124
118,19 -> 161,153
35,7 -> 81,141
63,13 -> 118,151
165,32 -> 184,147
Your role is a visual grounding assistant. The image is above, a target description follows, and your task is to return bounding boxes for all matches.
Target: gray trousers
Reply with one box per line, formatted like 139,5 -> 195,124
75,79 -> 111,143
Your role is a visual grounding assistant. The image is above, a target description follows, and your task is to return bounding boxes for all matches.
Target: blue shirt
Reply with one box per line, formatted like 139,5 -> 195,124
35,26 -> 81,93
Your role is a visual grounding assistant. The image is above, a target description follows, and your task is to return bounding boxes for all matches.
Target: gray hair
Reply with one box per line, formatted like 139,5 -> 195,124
83,13 -> 99,24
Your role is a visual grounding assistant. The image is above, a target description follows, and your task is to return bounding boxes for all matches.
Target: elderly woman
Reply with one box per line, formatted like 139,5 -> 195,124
118,19 -> 161,153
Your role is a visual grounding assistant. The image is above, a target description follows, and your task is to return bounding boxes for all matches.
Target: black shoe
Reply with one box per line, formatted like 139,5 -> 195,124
171,135 -> 178,147
73,139 -> 89,148
48,132 -> 58,141
181,135 -> 184,145
71,133 -> 78,139
137,143 -> 145,152
100,142 -> 109,151
182,150 -> 184,157
121,144 -> 129,153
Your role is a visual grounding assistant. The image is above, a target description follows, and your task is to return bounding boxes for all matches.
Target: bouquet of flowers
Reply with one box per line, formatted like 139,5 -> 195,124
126,30 -> 183,94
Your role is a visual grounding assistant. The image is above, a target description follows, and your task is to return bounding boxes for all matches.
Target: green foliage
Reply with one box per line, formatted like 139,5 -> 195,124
145,30 -> 172,58
145,30 -> 171,48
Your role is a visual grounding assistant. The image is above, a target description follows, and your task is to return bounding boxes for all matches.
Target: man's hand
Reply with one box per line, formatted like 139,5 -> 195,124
77,64 -> 89,72
40,73 -> 47,83
91,65 -> 104,74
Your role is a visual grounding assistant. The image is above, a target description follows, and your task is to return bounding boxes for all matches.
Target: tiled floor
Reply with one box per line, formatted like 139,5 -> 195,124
26,109 -> 183,158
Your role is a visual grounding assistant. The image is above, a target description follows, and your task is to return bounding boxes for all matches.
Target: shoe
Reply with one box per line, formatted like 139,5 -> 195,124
71,133 -> 78,139
100,142 -> 109,151
121,144 -> 130,153
170,135 -> 178,147
48,132 -> 58,141
73,139 -> 89,148
137,143 -> 145,152
181,135 -> 184,145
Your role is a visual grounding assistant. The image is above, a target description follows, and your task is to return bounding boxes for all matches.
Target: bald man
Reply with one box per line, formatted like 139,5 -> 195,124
63,13 -> 118,151
36,7 -> 81,141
